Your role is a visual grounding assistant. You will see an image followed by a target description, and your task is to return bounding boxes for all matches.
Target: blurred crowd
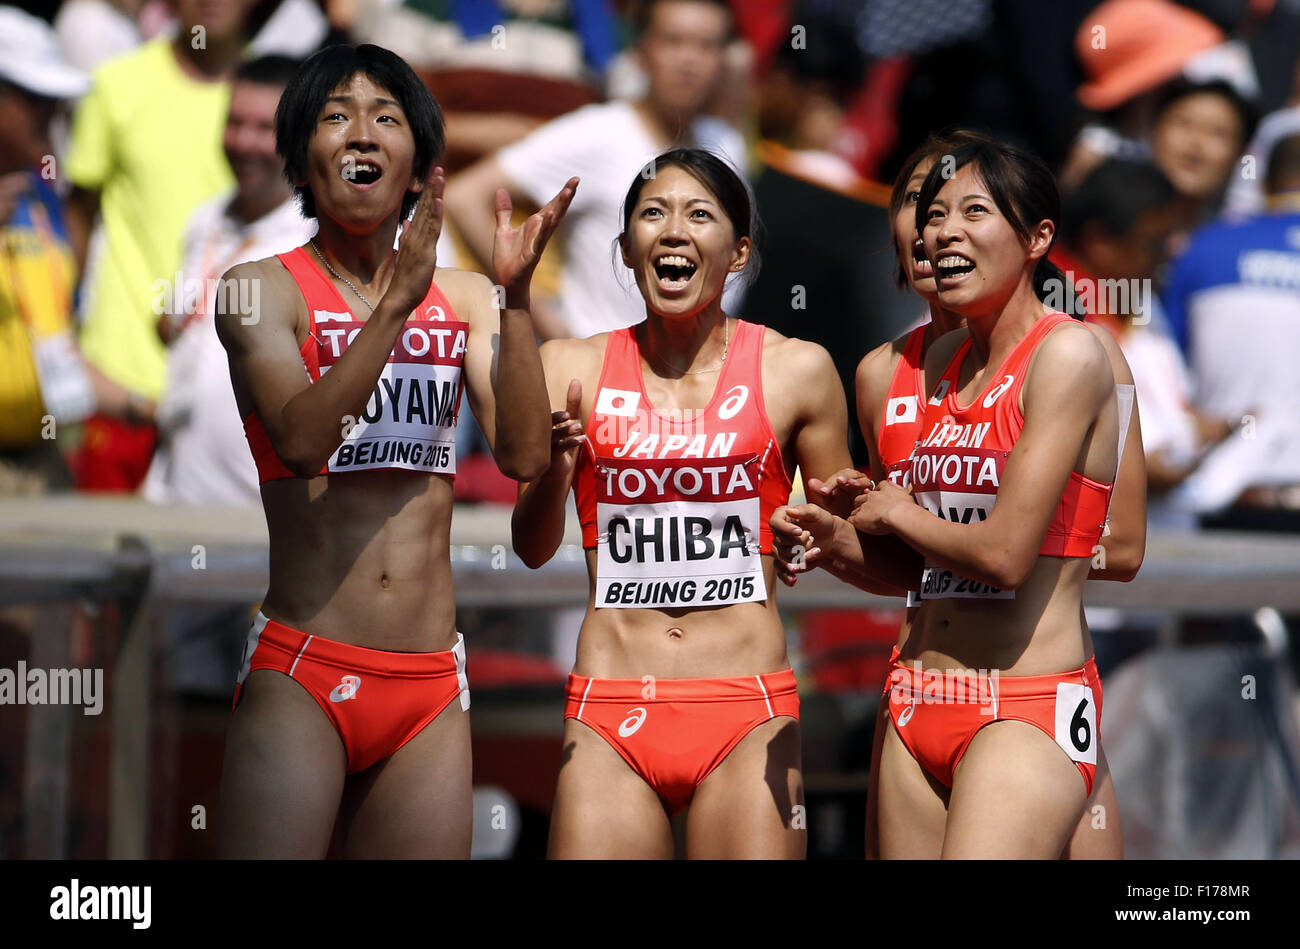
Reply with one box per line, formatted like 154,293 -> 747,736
1,0 -> 1299,534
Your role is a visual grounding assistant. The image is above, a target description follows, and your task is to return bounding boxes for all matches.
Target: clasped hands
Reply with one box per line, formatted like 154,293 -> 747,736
770,468 -> 917,586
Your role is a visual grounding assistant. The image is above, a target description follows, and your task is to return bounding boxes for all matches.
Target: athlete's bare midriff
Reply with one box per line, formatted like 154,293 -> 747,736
259,470 -> 458,652
573,550 -> 790,679
903,555 -> 1094,676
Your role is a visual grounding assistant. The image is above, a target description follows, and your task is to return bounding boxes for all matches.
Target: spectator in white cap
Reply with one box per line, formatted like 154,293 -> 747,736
0,7 -> 131,493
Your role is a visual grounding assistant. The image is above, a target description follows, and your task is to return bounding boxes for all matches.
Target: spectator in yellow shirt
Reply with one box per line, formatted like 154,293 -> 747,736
0,7 -> 132,493
64,0 -> 255,491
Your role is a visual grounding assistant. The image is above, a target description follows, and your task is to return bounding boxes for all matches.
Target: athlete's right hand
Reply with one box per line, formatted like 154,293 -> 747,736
806,468 -> 874,519
548,378 -> 586,473
388,165 -> 445,312
771,503 -> 837,586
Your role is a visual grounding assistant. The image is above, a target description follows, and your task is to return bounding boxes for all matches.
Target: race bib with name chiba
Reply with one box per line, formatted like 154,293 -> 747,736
594,453 -> 767,609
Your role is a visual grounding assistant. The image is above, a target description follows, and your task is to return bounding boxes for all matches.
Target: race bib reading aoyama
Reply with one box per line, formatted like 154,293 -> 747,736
316,316 -> 467,475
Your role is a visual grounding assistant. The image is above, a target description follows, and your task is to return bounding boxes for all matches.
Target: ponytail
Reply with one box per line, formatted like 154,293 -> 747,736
1033,258 -> 1087,321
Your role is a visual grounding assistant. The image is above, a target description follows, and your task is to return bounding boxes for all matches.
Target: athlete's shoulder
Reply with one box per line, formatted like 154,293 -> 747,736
222,252 -> 297,296
856,332 -> 910,387
1083,319 -> 1135,385
757,324 -> 835,376
540,331 -> 608,371
216,254 -> 300,342
430,266 -> 492,315
432,265 -> 490,290
1034,317 -> 1112,386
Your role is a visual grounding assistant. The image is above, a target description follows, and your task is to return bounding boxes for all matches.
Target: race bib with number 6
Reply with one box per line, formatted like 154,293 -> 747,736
1054,682 -> 1098,765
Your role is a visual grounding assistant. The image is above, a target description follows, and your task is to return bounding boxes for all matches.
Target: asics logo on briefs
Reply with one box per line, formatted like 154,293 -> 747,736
329,674 -> 362,702
897,704 -> 916,727
982,375 -> 1015,408
717,385 -> 750,420
618,707 -> 648,737
928,379 -> 950,405
596,387 -> 641,418
885,395 -> 918,425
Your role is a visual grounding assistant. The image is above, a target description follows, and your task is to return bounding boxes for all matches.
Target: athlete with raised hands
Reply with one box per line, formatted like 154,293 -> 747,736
512,148 -> 898,857
214,45 -> 573,858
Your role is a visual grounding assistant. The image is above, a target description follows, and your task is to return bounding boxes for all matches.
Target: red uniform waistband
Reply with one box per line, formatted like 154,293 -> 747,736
566,667 -> 797,703
252,613 -> 463,677
884,645 -> 1100,699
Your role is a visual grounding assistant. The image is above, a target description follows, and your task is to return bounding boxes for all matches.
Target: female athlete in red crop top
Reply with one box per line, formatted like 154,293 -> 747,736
841,138 -> 1142,858
513,149 -> 864,858
770,131 -> 1146,859
213,46 -> 572,858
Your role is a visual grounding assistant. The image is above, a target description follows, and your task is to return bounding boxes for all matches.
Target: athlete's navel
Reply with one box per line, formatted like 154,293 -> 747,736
379,573 -> 392,590
666,626 -> 684,640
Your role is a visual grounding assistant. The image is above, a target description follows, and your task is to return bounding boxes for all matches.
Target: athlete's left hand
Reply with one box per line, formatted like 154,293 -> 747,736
848,480 -> 915,535
492,177 -> 579,308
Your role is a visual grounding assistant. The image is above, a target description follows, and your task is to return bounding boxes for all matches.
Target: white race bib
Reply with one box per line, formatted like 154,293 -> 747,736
317,318 -> 466,475
912,446 -> 1015,600
594,453 -> 766,609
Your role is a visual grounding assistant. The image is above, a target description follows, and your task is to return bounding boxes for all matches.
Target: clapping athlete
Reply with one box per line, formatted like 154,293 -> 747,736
774,135 -> 1145,858
513,149 -> 888,857
215,45 -> 574,858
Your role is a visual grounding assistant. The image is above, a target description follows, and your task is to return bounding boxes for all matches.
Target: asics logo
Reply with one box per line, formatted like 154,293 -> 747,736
618,706 -> 648,737
329,674 -> 362,702
897,704 -> 916,727
982,375 -> 1015,408
717,385 -> 749,420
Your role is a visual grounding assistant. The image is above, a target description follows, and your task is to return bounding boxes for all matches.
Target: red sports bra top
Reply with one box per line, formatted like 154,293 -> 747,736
910,312 -> 1114,600
571,320 -> 793,610
243,246 -> 467,482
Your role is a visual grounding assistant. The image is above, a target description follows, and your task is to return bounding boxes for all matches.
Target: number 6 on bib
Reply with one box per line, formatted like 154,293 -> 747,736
1053,682 -> 1097,765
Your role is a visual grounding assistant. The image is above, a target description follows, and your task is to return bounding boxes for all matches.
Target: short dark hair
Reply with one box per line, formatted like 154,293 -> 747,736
1061,159 -> 1175,246
888,128 -> 997,288
915,138 -> 1079,316
1266,132 -> 1300,195
619,147 -> 761,286
1153,77 -> 1259,148
235,54 -> 303,89
274,44 -> 444,220
634,0 -> 733,39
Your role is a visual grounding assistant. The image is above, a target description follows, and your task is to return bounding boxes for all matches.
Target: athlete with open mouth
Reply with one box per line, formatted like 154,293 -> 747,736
838,138 -> 1139,858
771,130 -> 1147,859
214,44 -> 573,858
512,148 -> 877,858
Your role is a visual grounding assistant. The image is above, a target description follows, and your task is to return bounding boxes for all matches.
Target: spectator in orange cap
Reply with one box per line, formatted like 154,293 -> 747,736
1063,0 -> 1226,188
